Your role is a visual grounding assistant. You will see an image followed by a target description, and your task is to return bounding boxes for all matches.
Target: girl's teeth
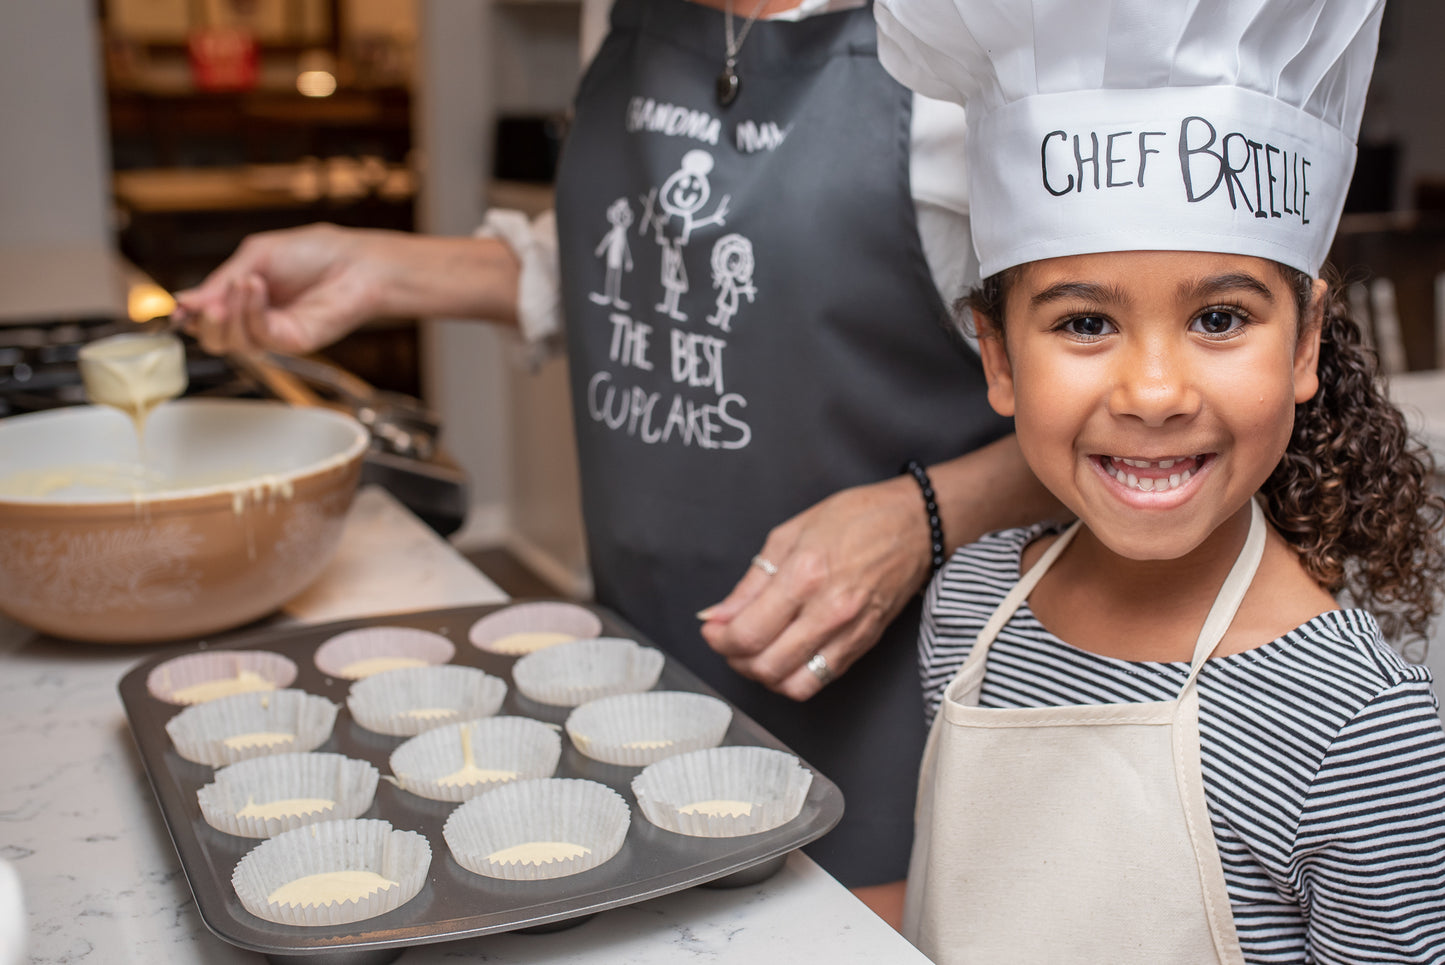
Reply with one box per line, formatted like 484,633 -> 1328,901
1104,459 -> 1194,492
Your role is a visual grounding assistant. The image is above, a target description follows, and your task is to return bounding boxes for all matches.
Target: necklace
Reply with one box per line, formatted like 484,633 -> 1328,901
717,0 -> 770,107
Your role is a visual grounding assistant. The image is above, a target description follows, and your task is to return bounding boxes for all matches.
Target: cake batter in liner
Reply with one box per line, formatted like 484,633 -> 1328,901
313,626 -> 456,680
388,716 -> 561,802
467,601 -> 603,656
147,650 -> 298,705
231,818 -> 430,926
632,746 -> 813,838
442,778 -> 630,881
197,752 -> 380,838
165,688 -> 339,767
511,637 -> 664,707
565,691 -> 733,766
347,664 -> 508,737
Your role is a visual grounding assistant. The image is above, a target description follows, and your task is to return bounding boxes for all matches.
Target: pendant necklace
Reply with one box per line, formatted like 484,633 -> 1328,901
717,0 -> 769,107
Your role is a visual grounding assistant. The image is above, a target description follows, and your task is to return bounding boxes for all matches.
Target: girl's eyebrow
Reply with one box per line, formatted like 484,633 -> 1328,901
1029,281 -> 1127,308
1027,272 -> 1274,309
1178,272 -> 1274,302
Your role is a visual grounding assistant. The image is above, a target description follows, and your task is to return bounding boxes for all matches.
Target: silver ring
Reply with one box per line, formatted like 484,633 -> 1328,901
806,652 -> 834,686
751,554 -> 779,576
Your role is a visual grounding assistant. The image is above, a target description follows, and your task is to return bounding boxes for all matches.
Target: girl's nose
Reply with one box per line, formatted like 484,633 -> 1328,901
1107,340 -> 1202,426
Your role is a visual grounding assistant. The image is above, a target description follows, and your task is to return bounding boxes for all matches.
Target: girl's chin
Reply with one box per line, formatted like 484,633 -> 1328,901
1085,527 -> 1204,563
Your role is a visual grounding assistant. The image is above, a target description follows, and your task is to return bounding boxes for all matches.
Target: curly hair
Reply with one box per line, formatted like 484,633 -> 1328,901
1268,266 -> 1445,645
966,263 -> 1445,648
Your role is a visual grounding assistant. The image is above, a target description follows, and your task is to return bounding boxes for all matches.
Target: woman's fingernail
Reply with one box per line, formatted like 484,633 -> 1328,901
696,607 -> 717,622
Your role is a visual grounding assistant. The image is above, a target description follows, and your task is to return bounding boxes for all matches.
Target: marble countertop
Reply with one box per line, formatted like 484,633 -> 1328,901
0,486 -> 927,965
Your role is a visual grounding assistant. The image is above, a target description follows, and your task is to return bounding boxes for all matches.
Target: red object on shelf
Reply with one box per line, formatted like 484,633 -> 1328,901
187,26 -> 258,92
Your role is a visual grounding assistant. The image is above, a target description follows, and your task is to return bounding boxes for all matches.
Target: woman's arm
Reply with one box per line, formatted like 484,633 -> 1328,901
175,224 -> 522,355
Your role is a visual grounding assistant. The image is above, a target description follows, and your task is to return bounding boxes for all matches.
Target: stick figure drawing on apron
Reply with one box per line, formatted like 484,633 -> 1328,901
589,197 -> 635,310
641,149 -> 731,321
707,233 -> 756,332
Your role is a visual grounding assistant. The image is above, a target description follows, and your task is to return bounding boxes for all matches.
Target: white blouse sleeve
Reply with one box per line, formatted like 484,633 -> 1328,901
474,208 -> 563,344
472,0 -> 611,347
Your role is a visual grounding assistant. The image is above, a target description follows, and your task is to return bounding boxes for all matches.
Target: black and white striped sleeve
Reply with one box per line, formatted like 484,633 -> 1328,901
1293,679 -> 1445,963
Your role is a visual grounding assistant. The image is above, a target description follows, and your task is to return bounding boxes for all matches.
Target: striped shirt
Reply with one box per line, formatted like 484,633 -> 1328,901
921,524 -> 1445,964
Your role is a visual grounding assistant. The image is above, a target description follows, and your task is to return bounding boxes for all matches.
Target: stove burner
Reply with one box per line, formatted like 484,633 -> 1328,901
0,316 -> 467,535
0,317 -> 237,416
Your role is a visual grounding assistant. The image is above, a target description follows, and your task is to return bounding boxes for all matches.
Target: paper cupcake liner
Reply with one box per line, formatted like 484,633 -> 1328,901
388,717 -> 561,803
565,691 -> 733,766
511,637 -> 664,707
313,626 -> 456,680
631,746 -> 812,838
165,689 -> 339,767
197,752 -> 380,838
147,650 -> 298,706
347,665 -> 508,737
467,602 -> 603,656
232,818 -> 430,927
442,778 -> 630,880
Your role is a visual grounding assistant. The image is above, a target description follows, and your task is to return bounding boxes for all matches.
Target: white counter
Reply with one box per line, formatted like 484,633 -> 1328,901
0,486 -> 927,965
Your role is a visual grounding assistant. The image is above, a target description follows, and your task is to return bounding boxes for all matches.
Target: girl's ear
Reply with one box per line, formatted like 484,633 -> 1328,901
972,310 -> 1017,417
1293,277 -> 1327,405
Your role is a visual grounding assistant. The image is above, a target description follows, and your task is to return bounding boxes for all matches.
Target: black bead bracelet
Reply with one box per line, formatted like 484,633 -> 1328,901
901,460 -> 947,574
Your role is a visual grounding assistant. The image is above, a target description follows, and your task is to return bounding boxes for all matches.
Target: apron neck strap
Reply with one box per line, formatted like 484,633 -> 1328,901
972,520 -> 1083,658
1184,498 -> 1267,684
974,500 -> 1267,680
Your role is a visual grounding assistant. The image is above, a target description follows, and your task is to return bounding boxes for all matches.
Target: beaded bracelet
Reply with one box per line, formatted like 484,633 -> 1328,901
901,460 -> 946,574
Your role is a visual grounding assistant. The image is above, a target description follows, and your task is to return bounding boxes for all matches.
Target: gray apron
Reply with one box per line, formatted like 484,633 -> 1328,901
554,0 -> 1009,885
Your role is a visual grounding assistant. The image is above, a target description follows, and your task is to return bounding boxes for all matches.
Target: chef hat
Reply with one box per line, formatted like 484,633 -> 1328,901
875,0 -> 1385,278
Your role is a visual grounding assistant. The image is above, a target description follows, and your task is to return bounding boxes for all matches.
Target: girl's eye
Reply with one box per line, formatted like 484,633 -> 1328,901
1192,309 -> 1245,336
1061,315 -> 1114,338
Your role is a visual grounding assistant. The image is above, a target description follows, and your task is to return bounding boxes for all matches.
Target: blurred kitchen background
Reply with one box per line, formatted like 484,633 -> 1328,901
1,0 -> 1442,608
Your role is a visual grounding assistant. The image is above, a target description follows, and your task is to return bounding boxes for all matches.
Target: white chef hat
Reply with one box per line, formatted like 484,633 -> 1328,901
875,0 -> 1385,278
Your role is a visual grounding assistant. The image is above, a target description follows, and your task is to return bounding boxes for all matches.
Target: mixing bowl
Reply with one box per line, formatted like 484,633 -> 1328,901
0,399 -> 369,643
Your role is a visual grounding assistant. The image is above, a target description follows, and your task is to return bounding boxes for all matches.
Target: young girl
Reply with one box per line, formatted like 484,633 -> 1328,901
874,0 -> 1445,962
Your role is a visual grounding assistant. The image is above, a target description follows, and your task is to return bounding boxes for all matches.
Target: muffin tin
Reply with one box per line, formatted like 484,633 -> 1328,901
118,601 -> 843,964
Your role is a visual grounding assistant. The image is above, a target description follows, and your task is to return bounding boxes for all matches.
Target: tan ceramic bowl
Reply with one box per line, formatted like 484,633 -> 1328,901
0,399 -> 368,643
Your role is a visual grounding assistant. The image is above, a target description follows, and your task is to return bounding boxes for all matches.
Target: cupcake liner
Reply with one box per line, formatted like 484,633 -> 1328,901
147,650 -> 298,705
313,626 -> 456,680
197,752 -> 380,838
231,818 -> 430,926
388,717 -> 561,803
467,602 -> 603,656
565,691 -> 733,766
511,637 -> 665,707
631,746 -> 813,838
442,778 -> 630,880
165,689 -> 339,767
347,665 -> 508,737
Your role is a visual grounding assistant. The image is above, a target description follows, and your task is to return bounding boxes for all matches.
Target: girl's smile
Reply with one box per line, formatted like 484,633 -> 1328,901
977,250 -> 1325,565
1096,453 -> 1207,493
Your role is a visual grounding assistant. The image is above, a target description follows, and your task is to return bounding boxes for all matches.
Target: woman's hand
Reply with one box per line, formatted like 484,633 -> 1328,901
173,224 -> 523,356
173,223 -> 390,355
699,437 -> 1060,701
699,474 -> 932,701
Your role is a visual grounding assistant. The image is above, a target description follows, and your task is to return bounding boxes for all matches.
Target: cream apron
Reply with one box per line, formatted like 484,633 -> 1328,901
903,501 -> 1265,964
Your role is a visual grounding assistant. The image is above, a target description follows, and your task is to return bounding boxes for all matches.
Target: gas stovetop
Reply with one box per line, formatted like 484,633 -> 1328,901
0,316 -> 467,536
0,316 -> 239,415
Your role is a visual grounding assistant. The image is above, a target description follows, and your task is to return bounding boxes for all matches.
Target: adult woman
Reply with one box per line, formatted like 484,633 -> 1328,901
177,0 -> 1054,923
